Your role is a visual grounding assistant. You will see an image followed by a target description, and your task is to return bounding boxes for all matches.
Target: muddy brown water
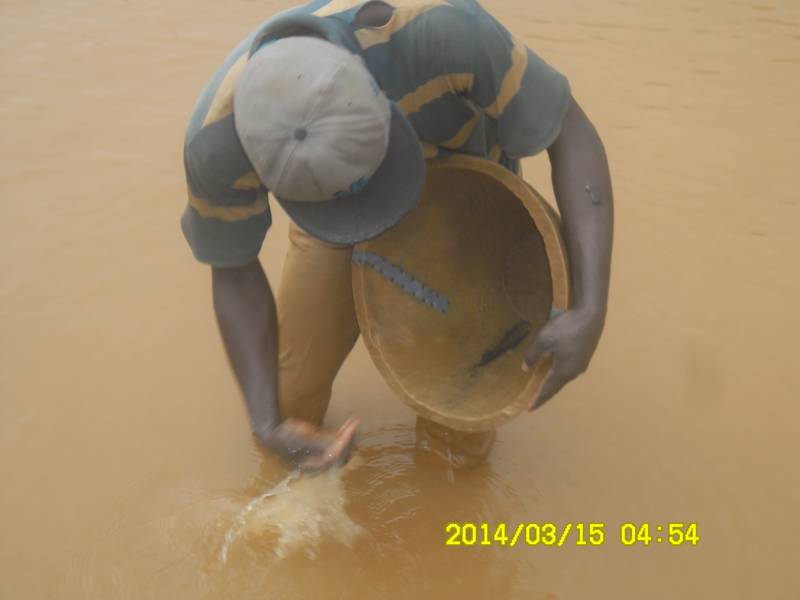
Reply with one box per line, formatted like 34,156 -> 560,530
1,1 -> 799,598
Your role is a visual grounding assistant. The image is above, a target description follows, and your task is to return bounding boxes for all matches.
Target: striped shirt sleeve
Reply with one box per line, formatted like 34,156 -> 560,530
459,3 -> 572,158
181,56 -> 272,268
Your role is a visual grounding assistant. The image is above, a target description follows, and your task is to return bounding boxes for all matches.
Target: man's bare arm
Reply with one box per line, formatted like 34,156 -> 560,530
212,260 -> 358,469
523,95 -> 614,407
212,260 -> 281,443
549,95 -> 613,318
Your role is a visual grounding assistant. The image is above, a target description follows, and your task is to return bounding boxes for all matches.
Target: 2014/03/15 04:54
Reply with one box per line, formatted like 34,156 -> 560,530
444,522 -> 700,547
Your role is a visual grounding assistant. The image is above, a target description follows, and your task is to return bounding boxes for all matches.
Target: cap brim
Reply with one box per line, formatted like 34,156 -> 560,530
275,103 -> 426,246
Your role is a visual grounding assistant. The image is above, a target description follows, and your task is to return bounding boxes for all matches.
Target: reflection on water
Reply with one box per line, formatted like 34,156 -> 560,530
2,0 -> 799,598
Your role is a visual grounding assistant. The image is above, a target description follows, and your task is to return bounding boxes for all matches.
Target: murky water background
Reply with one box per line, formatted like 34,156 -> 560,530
1,0 -> 799,598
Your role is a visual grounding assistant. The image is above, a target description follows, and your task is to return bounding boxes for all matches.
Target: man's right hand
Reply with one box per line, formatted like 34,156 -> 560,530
213,260 -> 359,473
260,417 -> 360,473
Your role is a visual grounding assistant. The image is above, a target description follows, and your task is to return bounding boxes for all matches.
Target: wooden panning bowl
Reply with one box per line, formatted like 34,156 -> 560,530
352,154 -> 571,431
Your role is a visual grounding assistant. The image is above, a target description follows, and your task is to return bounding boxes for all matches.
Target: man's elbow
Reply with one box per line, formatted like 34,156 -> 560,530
548,95 -> 605,163
212,258 -> 263,308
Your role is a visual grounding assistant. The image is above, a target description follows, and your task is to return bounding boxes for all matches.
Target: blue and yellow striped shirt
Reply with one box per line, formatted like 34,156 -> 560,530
182,0 -> 571,267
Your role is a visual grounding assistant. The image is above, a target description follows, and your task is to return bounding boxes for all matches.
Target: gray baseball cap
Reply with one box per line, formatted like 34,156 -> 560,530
233,16 -> 426,246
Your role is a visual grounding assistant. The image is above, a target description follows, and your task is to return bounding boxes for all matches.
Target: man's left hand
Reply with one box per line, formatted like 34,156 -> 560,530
522,307 -> 605,410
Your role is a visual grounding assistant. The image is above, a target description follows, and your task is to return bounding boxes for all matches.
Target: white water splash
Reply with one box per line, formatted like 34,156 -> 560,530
219,468 -> 364,563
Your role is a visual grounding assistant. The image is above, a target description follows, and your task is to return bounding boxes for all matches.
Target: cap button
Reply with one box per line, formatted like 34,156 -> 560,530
293,127 -> 308,141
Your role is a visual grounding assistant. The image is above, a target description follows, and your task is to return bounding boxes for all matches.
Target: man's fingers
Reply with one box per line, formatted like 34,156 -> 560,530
522,332 -> 553,372
329,418 -> 359,459
531,369 -> 566,410
528,367 -> 553,411
297,418 -> 359,472
337,417 -> 360,437
297,445 -> 342,472
329,419 -> 359,456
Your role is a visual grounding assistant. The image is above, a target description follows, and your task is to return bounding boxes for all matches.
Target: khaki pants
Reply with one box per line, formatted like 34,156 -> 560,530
277,221 -> 496,464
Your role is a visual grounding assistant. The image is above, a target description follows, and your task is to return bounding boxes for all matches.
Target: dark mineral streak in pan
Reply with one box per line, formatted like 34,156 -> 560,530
471,320 -> 532,370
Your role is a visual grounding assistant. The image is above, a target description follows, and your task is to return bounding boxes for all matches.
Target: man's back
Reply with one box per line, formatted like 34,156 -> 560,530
182,0 -> 571,269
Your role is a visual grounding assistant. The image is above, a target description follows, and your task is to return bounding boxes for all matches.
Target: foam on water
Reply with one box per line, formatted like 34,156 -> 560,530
219,463 -> 365,563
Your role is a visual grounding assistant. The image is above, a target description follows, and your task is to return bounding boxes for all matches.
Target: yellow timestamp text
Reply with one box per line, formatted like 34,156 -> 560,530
445,522 -> 700,547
